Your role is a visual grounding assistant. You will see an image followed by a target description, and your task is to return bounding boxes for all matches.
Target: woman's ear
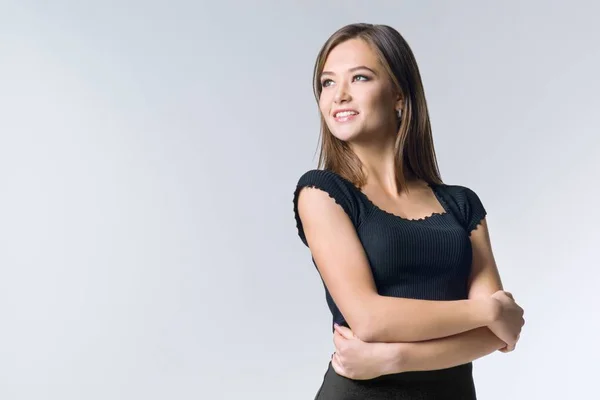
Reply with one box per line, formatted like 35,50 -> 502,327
395,92 -> 404,111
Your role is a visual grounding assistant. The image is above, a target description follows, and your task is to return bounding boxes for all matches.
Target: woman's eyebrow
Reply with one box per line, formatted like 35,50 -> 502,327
320,65 -> 378,77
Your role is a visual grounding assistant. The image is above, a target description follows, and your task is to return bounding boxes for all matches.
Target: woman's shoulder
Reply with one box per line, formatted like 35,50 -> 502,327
293,169 -> 366,246
294,168 -> 364,205
435,182 -> 480,200
435,182 -> 487,233
296,168 -> 352,186
295,169 -> 363,198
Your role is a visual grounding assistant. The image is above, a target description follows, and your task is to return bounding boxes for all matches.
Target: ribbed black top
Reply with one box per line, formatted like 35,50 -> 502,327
292,169 -> 487,384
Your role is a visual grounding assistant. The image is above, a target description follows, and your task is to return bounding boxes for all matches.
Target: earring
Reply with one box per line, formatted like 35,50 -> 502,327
396,109 -> 402,119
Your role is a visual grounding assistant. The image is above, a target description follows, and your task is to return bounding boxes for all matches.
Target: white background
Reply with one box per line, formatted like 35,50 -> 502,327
1,1 -> 598,399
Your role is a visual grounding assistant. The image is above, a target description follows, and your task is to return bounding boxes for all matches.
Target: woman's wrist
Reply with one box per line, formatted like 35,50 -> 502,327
472,296 -> 501,326
378,342 -> 409,375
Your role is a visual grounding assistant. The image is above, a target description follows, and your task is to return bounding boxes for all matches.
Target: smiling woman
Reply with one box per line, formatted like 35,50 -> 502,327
292,23 -> 525,400
317,40 -> 400,146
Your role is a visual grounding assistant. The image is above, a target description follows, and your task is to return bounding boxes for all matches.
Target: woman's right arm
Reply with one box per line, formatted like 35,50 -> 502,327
297,187 -> 501,343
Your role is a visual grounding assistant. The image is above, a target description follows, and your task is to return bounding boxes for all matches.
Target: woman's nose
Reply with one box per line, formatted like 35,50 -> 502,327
333,82 -> 351,103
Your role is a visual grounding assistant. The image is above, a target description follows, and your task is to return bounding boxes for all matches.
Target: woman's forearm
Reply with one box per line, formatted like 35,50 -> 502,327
385,327 -> 505,373
356,295 -> 498,343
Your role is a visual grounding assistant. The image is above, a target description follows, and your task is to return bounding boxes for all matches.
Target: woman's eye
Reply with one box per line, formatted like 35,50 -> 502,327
321,75 -> 368,88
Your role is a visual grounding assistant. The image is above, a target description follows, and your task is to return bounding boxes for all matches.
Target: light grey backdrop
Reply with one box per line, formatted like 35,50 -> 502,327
1,1 -> 598,399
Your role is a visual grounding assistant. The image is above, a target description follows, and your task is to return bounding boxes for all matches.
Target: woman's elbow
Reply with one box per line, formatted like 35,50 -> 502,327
341,295 -> 383,341
349,312 -> 381,342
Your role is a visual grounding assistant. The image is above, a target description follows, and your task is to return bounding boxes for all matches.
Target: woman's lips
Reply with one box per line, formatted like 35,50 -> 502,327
333,110 -> 359,123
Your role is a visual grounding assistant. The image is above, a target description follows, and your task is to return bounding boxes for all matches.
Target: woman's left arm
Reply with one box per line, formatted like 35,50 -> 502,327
466,218 -> 504,300
402,218 -> 511,371
333,218 -> 521,378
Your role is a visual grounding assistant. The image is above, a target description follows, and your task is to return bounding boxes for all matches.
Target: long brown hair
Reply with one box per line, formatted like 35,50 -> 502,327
312,23 -> 443,192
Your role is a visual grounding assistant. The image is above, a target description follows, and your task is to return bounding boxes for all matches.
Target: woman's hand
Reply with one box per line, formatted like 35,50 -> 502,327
331,324 -> 403,380
487,290 -> 525,352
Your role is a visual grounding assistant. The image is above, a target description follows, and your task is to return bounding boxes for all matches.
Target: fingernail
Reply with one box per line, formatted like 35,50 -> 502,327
334,323 -> 339,328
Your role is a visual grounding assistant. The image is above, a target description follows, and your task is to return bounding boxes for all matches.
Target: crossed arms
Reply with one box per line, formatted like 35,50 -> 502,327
297,187 -> 525,375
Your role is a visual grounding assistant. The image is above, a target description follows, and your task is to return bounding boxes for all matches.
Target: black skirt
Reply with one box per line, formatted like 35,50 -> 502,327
314,361 -> 477,400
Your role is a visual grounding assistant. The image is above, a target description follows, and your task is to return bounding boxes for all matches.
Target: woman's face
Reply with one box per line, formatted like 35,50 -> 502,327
318,38 -> 400,143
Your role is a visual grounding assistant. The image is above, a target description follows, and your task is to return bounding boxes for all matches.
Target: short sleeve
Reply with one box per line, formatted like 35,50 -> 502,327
461,186 -> 487,235
292,169 -> 360,247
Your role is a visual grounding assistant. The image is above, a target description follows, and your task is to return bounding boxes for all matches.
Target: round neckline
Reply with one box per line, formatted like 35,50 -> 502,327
359,182 -> 448,222
323,169 -> 450,223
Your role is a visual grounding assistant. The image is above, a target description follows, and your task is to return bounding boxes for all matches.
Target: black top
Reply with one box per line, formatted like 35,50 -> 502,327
292,169 -> 487,384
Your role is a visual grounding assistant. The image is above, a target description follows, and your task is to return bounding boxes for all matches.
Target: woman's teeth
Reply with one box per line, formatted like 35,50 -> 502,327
335,111 -> 357,117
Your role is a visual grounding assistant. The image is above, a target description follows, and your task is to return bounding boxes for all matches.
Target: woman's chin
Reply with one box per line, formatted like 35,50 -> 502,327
330,129 -> 362,142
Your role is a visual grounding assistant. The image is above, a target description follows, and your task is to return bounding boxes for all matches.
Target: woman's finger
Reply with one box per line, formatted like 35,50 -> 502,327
331,352 -> 346,377
333,330 -> 344,348
334,324 -> 355,339
331,354 -> 340,373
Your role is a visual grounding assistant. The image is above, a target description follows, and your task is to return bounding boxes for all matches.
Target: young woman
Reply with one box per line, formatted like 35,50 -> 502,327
292,23 -> 525,399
